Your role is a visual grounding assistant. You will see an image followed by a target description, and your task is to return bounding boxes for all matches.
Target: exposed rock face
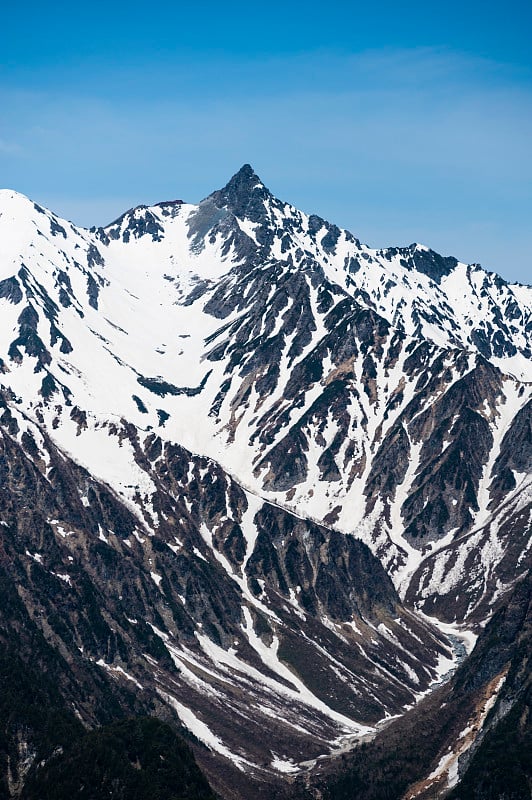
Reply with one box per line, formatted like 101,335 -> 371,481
0,169 -> 530,796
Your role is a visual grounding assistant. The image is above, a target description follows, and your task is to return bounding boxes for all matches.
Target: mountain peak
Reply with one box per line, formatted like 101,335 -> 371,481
225,163 -> 263,190
207,164 -> 272,222
0,188 -> 39,217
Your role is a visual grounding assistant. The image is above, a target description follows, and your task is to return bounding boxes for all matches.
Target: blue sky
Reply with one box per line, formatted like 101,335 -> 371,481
1,0 -> 531,283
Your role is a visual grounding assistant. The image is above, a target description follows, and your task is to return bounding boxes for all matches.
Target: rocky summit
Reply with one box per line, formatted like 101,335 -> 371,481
0,166 -> 530,799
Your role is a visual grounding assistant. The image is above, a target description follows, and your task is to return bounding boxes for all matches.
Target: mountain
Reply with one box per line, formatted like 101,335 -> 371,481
0,166 -> 530,798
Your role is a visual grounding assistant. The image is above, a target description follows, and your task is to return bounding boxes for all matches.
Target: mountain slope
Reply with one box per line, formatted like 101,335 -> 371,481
0,388 -> 454,794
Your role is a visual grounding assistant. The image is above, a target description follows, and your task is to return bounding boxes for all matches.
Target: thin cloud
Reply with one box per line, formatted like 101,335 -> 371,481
0,137 -> 23,155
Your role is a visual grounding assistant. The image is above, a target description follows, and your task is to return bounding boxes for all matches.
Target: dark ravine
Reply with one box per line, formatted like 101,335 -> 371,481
297,569 -> 531,800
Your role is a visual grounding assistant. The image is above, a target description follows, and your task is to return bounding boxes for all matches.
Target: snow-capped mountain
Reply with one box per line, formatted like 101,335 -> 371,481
0,166 -> 530,796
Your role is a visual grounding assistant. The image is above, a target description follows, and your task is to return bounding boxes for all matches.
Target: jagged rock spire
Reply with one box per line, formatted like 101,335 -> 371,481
207,164 -> 273,222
